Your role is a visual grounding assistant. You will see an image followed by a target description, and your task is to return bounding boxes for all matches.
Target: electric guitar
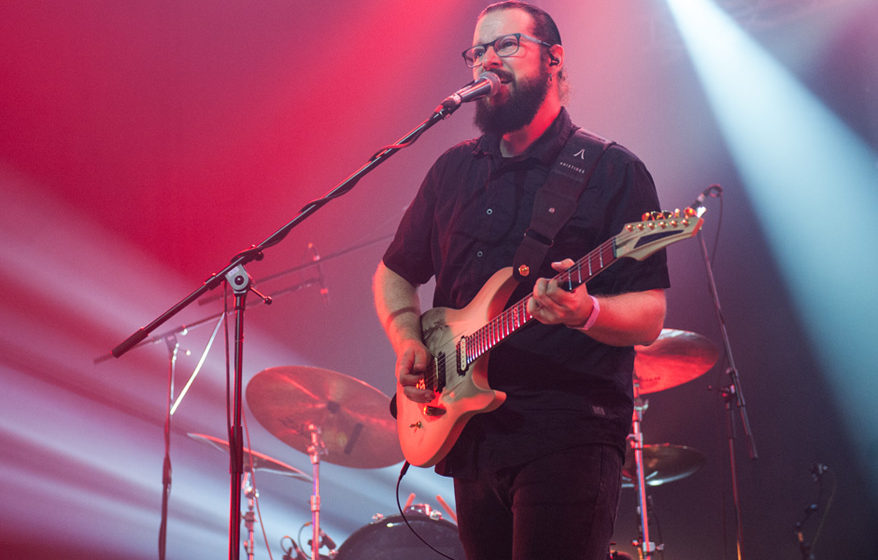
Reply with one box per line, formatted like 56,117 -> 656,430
396,209 -> 704,467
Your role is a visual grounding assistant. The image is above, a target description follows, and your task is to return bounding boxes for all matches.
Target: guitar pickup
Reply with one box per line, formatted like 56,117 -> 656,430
457,337 -> 468,374
424,405 -> 446,417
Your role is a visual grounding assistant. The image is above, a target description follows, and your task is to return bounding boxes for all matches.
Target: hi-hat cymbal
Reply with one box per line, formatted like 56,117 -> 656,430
187,432 -> 311,481
246,366 -> 402,469
622,443 -> 706,487
633,329 -> 719,395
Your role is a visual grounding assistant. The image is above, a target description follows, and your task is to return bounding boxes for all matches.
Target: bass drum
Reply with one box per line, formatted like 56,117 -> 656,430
336,513 -> 465,560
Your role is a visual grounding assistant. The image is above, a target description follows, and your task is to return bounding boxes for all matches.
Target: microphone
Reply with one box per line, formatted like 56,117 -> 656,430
307,243 -> 329,304
437,73 -> 501,112
319,529 -> 337,551
690,184 -> 722,216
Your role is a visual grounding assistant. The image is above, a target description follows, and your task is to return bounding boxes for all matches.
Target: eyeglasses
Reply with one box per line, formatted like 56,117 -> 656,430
462,33 -> 554,68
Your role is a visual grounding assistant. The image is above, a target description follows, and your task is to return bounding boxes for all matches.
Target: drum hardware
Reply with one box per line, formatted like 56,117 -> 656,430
245,366 -> 403,469
608,549 -> 634,560
187,433 -> 312,481
434,494 -> 458,524
628,395 -> 656,560
281,530 -> 334,560
626,328 -> 718,560
188,432 -> 312,557
633,328 -> 720,395
306,424 -> 328,560
621,444 -> 706,488
247,366 -> 402,559
335,512 -> 464,560
280,536 -> 309,560
242,472 -> 257,560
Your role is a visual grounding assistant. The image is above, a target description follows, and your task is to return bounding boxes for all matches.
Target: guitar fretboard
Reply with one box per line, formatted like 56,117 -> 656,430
462,236 -> 618,366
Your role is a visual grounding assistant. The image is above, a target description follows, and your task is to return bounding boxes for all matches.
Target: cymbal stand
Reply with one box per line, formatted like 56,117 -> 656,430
307,424 -> 327,560
629,392 -> 657,560
242,471 -> 257,560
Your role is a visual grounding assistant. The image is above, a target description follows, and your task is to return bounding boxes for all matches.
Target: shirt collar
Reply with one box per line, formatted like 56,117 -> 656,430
474,107 -> 576,166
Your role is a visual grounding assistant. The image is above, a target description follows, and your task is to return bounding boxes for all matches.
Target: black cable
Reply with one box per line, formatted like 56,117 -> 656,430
394,461 -> 458,560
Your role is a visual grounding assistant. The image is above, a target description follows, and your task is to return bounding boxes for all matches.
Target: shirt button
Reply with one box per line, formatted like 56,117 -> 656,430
476,250 -> 484,258
486,208 -> 493,215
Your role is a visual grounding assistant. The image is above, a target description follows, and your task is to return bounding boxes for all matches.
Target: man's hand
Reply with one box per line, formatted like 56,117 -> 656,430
373,262 -> 437,404
395,338 -> 436,404
527,258 -> 594,327
526,258 -> 667,346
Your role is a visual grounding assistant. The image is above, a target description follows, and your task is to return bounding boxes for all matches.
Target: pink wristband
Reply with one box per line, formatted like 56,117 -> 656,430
578,296 -> 600,331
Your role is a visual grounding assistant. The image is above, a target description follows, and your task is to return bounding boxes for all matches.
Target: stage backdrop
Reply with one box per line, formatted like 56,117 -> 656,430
1,1 -> 876,558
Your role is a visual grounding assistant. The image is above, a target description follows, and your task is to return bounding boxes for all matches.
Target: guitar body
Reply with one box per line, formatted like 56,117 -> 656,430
396,267 -> 519,467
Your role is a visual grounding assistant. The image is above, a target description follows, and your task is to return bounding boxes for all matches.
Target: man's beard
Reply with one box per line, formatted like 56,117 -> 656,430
474,67 -> 551,136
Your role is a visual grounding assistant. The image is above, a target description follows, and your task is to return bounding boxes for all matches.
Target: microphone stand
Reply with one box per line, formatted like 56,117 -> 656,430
693,192 -> 757,560
107,98 -> 464,560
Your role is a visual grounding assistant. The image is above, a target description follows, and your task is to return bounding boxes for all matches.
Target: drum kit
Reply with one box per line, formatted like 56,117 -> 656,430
191,328 -> 718,560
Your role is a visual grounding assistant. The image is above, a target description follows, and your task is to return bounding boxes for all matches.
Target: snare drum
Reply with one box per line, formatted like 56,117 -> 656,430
335,513 -> 465,560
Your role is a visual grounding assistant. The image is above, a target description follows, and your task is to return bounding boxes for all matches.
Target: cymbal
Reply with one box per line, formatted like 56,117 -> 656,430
622,443 -> 706,487
187,432 -> 311,481
633,329 -> 719,395
246,366 -> 403,469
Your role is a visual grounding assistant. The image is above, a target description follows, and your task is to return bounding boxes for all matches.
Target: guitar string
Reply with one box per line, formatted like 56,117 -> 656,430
464,233 -> 622,365
460,214 -> 685,366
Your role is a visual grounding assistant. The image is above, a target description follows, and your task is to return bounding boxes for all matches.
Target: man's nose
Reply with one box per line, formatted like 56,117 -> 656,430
482,46 -> 503,68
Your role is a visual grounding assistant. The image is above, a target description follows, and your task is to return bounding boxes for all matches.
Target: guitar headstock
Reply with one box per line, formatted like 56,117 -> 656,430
615,208 -> 703,261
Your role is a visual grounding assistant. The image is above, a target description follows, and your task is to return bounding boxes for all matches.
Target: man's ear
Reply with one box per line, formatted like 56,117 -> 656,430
548,44 -> 564,67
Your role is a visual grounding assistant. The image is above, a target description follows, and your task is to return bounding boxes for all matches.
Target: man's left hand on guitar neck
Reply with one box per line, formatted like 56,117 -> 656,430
528,258 -> 667,348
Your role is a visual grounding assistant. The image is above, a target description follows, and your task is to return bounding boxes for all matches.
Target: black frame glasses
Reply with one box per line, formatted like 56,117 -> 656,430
462,33 -> 554,68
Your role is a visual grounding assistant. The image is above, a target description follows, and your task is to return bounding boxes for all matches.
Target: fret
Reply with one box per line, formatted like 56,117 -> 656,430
466,235 -> 624,366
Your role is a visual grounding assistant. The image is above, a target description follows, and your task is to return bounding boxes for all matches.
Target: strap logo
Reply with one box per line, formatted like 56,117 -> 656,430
559,160 -> 585,174
573,148 -> 587,160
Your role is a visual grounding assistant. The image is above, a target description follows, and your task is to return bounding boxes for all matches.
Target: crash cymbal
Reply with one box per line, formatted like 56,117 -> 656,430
622,443 -> 706,487
187,432 -> 311,481
633,329 -> 719,395
246,366 -> 402,469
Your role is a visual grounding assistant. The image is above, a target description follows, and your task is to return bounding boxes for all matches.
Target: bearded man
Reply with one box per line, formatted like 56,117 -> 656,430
373,2 -> 670,558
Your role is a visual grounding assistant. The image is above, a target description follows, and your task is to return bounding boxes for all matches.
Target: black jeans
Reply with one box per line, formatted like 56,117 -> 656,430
453,444 -> 622,560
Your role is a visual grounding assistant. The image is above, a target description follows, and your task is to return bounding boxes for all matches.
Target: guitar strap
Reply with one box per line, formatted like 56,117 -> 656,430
512,128 -> 615,282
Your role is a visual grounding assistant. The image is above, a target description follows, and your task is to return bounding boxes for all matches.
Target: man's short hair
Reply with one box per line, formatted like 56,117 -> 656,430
479,1 -> 569,103
480,1 -> 562,46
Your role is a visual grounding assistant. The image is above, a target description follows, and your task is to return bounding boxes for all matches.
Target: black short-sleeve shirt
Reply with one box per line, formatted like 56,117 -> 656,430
383,108 -> 670,478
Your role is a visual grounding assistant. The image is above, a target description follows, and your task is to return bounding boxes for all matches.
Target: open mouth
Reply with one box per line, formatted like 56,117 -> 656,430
487,71 -> 513,84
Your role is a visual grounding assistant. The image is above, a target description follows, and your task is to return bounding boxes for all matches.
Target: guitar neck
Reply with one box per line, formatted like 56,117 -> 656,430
461,237 -> 617,367
457,209 -> 701,370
